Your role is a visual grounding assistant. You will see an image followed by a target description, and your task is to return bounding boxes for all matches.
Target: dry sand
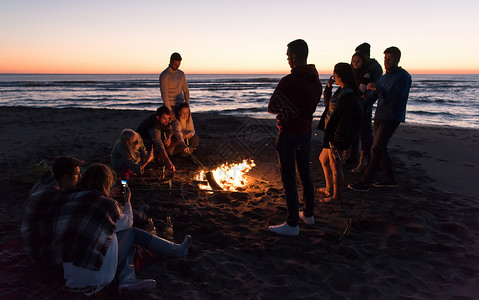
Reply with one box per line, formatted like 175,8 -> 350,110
1,106 -> 478,299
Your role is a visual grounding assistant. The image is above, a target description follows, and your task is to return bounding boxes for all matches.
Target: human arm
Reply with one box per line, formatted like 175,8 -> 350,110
160,74 -> 172,112
267,78 -> 286,115
115,187 -> 133,232
148,127 -> 175,171
359,73 -> 370,94
171,121 -> 190,154
185,117 -> 195,138
374,72 -> 412,106
140,145 -> 154,170
323,75 -> 335,107
182,74 -> 190,103
362,83 -> 379,107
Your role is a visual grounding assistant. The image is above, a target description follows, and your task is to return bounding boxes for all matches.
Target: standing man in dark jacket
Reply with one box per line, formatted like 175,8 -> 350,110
349,46 -> 412,192
267,39 -> 322,236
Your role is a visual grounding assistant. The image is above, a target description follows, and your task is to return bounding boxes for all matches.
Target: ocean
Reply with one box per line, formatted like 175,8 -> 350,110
1,73 -> 478,129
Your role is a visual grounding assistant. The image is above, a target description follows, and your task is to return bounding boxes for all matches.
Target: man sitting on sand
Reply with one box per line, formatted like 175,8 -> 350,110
267,39 -> 322,236
21,156 -> 83,262
137,106 -> 190,172
25,156 -> 83,195
348,46 -> 412,192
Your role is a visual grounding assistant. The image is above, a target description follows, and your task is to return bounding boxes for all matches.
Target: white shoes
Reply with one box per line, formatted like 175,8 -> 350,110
299,211 -> 315,225
268,222 -> 299,236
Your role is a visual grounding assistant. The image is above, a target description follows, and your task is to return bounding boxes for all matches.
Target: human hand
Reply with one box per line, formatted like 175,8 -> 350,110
122,186 -> 131,203
185,133 -> 192,139
147,146 -> 154,162
167,161 -> 176,172
328,75 -> 335,87
164,137 -> 171,147
110,186 -> 122,199
184,147 -> 190,154
367,82 -> 377,91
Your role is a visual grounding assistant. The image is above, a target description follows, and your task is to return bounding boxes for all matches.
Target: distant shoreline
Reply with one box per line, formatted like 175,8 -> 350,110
1,72 -> 479,76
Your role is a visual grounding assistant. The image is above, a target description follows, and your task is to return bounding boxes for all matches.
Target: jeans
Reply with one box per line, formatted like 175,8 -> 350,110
363,120 -> 400,184
116,227 -> 153,283
275,133 -> 314,226
359,106 -> 373,153
350,106 -> 373,156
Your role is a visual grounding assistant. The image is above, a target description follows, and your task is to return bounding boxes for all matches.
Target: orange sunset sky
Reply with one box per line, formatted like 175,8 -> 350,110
1,0 -> 478,75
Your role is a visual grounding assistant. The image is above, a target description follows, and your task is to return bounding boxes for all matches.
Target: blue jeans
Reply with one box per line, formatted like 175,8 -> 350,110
116,228 -> 153,283
275,133 -> 314,226
363,120 -> 400,184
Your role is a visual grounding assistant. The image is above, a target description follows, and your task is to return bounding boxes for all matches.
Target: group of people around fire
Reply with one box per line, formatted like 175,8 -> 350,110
21,52 -> 198,296
21,41 -> 412,295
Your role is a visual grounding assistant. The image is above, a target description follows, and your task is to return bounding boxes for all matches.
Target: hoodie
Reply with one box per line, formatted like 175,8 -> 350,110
268,64 -> 323,134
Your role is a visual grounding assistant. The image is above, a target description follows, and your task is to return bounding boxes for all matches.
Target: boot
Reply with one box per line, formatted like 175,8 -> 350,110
147,234 -> 192,258
352,151 -> 368,173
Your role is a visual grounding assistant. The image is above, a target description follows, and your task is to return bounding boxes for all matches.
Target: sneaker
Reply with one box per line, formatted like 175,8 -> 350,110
268,222 -> 299,236
118,279 -> 156,294
348,182 -> 370,192
299,211 -> 315,225
373,181 -> 397,188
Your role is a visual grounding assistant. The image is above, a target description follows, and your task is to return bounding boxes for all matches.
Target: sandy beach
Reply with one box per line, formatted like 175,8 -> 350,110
1,106 -> 478,299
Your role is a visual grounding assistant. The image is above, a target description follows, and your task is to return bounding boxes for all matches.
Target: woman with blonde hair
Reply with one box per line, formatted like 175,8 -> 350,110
111,128 -> 154,178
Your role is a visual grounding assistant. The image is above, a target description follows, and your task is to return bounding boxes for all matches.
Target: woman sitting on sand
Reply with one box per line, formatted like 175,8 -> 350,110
317,63 -> 362,202
172,103 -> 199,155
110,128 -> 154,178
59,163 -> 192,295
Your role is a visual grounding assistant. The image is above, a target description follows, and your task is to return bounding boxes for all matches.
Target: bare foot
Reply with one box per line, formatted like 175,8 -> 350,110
319,196 -> 342,203
317,187 -> 332,197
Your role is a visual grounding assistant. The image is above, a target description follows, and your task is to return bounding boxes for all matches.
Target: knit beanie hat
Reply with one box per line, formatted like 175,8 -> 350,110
355,43 -> 371,57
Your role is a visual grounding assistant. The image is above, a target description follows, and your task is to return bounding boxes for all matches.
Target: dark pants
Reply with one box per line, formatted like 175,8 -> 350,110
363,120 -> 400,184
350,106 -> 373,156
359,106 -> 374,152
275,133 -> 314,226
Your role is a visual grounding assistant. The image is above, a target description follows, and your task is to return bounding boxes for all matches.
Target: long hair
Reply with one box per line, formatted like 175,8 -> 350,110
175,102 -> 191,121
334,63 -> 361,95
351,52 -> 369,71
78,163 -> 116,196
119,128 -> 141,161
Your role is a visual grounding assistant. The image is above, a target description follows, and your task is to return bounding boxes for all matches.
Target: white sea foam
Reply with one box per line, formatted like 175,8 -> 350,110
0,74 -> 478,128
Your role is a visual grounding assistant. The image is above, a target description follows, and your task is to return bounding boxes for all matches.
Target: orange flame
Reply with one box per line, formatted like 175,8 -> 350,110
195,159 -> 256,192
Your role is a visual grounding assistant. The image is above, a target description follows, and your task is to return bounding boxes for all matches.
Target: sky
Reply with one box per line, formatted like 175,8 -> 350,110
1,0 -> 478,74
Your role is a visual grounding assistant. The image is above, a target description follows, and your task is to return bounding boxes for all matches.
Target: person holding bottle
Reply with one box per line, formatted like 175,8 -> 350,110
317,63 -> 362,202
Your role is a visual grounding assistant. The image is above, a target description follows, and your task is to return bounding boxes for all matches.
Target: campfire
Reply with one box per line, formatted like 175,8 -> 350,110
195,159 -> 256,192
